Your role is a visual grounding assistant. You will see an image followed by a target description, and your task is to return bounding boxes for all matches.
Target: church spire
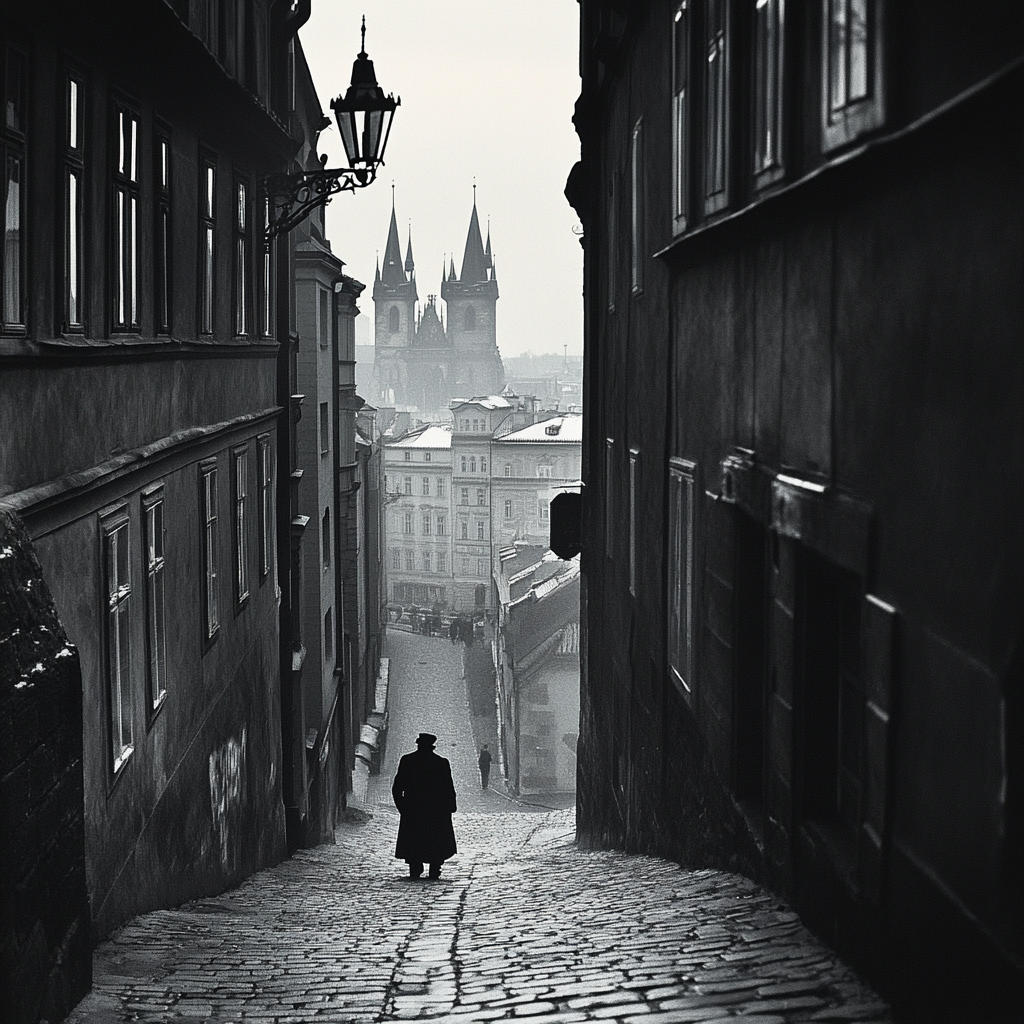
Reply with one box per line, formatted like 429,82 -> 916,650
405,224 -> 415,276
459,189 -> 489,284
381,204 -> 405,285
484,218 -> 493,273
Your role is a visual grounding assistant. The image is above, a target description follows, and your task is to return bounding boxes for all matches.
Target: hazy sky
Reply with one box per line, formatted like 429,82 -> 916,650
298,2 -> 583,358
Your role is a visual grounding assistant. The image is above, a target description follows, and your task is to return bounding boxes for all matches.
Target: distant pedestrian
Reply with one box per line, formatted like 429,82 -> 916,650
478,744 -> 492,790
449,618 -> 458,644
392,733 -> 458,880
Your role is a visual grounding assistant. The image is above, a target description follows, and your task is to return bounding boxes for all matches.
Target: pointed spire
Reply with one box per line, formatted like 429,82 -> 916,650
405,223 -> 415,275
381,205 -> 405,285
484,218 -> 493,272
449,256 -> 457,282
459,189 -> 489,284
375,251 -> 381,282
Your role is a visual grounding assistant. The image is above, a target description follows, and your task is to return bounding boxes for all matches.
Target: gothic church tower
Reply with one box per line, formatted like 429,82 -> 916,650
372,202 -> 417,404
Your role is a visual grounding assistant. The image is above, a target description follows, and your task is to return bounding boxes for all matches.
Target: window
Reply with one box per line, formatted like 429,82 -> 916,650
257,434 -> 273,581
233,447 -> 249,603
317,284 -> 329,348
477,559 -> 486,577
392,549 -> 401,570
461,488 -> 469,505
537,465 -> 552,478
424,452 -> 431,463
461,456 -> 467,473
464,306 -> 476,331
422,477 -> 430,496
2,45 -> 26,330
671,2 -> 690,234
403,512 -> 412,534
477,520 -> 485,540
607,171 -> 617,314
504,499 -> 512,519
477,489 -> 486,506
437,515 -> 446,535
504,464 -> 511,477
155,125 -> 171,333
260,197 -> 273,337
200,156 -> 216,334
539,499 -> 549,523
460,520 -> 468,540
668,459 -> 696,698
112,103 -> 140,332
389,305 -> 399,332
201,462 -> 219,640
405,550 -> 414,571
423,551 -> 432,572
629,449 -> 639,597
404,450 -> 411,462
102,507 -> 133,772
753,0 -> 785,184
470,457 -> 476,473
480,457 -> 487,473
422,513 -> 431,535
630,119 -> 645,294
324,608 -> 333,660
436,478 -> 445,498
822,0 -> 883,150
605,438 -> 615,559
438,551 -> 447,573
320,402 -> 329,455
703,0 -> 730,213
322,508 -> 331,568
143,489 -> 166,716
404,476 -> 412,495
65,73 -> 85,331
230,178 -> 249,335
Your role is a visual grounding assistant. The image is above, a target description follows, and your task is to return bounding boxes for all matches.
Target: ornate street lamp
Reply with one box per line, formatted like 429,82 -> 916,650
265,17 -> 399,244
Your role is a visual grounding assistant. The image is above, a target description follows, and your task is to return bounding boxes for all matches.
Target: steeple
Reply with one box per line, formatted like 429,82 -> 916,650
459,192 -> 489,285
381,204 -> 405,286
405,225 -> 415,276
484,219 -> 493,272
448,256 -> 457,282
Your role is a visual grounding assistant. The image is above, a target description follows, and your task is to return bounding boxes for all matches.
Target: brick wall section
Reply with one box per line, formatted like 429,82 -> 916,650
0,510 -> 90,1024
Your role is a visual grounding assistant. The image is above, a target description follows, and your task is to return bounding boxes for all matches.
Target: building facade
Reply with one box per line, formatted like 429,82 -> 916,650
372,200 -> 505,416
569,1 -> 1024,1018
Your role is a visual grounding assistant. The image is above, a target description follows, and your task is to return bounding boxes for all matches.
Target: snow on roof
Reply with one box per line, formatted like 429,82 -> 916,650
387,425 -> 452,450
449,396 -> 512,411
494,414 -> 583,444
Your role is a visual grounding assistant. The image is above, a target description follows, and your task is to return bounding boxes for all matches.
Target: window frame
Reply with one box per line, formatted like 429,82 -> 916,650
437,514 -> 446,536
64,69 -> 86,333
199,152 -> 216,335
821,0 -> 885,151
154,122 -> 172,334
142,485 -> 167,722
101,503 -> 134,775
629,449 -> 639,597
322,506 -> 331,569
111,100 -> 141,334
259,196 -> 274,338
752,0 -> 787,189
200,459 -> 220,643
257,432 -> 273,582
233,175 -> 250,337
605,438 -> 616,560
702,0 -> 731,216
630,118 -> 645,295
671,2 -> 691,236
667,458 -> 697,701
2,43 -> 28,334
232,445 -> 249,606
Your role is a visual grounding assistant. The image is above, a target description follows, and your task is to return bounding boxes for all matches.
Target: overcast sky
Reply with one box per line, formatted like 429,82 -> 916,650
298,2 -> 583,358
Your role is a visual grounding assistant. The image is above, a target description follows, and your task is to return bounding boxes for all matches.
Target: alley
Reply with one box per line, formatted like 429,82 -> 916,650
66,629 -> 892,1024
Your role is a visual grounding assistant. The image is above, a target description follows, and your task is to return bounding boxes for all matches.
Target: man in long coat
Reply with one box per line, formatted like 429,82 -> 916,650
392,733 -> 458,879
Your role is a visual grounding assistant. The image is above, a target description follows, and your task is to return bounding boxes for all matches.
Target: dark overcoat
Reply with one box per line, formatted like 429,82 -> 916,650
392,748 -> 458,863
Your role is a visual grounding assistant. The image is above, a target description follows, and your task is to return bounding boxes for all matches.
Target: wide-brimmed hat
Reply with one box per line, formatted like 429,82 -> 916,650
416,733 -> 437,747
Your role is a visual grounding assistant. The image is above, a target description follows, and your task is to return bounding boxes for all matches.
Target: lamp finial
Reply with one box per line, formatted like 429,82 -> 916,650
360,14 -> 367,57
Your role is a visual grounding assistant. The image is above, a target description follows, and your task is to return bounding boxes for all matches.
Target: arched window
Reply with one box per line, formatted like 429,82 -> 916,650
480,457 -> 487,473
464,306 -> 476,331
470,457 -> 476,473
461,456 -> 467,473
504,464 -> 511,477
389,306 -> 400,332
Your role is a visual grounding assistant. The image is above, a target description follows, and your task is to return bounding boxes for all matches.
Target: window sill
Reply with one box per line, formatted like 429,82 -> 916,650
147,690 -> 168,731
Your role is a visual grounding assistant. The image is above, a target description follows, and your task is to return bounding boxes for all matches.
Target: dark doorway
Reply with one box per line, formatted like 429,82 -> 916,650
733,511 -> 767,824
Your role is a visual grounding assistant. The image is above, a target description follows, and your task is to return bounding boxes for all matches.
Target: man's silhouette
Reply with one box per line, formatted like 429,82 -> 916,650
478,744 -> 492,789
392,732 -> 457,879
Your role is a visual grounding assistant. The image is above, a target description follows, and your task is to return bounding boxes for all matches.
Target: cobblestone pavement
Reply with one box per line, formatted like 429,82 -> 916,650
66,629 -> 892,1024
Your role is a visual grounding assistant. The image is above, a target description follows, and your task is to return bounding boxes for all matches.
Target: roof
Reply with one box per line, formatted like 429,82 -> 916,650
450,396 -> 512,412
380,206 -> 405,286
386,425 -> 452,450
459,200 -> 489,284
494,414 -> 583,444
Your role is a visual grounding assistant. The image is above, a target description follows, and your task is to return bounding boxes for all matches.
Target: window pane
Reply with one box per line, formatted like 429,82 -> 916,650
6,49 -> 25,131
830,0 -> 848,112
116,190 -> 125,325
67,171 -> 80,325
4,156 -> 23,324
160,140 -> 168,190
129,196 -> 137,325
237,181 -> 246,230
848,0 -> 869,101
129,116 -> 138,182
118,110 -> 126,175
203,226 -> 214,332
206,165 -> 215,219
69,79 -> 79,149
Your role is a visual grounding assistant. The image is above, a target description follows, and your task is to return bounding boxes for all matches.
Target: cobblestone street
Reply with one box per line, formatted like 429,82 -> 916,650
66,631 -> 892,1024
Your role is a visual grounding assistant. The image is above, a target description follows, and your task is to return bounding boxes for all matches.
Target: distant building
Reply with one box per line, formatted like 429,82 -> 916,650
492,415 -> 583,546
372,198 -> 505,415
494,546 -> 580,795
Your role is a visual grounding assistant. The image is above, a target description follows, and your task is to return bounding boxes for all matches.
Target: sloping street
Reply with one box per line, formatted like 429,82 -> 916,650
66,630 -> 891,1024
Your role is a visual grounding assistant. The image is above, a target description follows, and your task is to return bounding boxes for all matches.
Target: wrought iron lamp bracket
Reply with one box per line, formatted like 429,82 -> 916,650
263,165 -> 376,246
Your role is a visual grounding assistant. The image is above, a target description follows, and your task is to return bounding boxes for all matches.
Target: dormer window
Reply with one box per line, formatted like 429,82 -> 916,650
389,305 -> 400,332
